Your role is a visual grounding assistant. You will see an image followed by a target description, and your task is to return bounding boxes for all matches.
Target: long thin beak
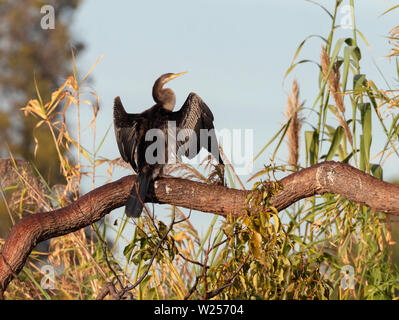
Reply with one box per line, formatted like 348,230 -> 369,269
166,72 -> 187,82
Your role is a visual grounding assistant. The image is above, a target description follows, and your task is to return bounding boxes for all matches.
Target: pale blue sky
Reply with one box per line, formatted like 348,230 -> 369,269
69,0 -> 399,243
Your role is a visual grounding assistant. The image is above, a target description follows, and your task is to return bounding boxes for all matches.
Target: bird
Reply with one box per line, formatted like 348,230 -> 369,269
113,72 -> 224,218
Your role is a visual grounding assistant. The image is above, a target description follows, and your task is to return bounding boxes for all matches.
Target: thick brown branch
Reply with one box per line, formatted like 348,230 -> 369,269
1,161 -> 399,295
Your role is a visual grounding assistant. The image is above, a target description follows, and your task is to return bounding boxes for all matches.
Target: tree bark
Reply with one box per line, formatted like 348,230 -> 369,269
1,161 -> 399,295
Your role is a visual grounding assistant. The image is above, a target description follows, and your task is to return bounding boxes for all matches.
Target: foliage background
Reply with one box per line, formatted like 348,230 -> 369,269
1,0 -> 399,299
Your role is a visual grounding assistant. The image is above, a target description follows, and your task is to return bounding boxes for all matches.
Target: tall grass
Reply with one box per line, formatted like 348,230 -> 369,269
1,0 -> 399,300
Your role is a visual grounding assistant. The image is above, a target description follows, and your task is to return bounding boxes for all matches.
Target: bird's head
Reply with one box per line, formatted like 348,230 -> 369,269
152,72 -> 187,111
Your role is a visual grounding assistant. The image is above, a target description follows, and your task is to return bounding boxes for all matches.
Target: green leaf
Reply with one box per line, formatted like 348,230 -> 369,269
370,164 -> 383,180
146,287 -> 156,300
289,234 -> 305,246
325,126 -> 344,161
305,130 -> 319,166
353,74 -> 367,91
359,103 -> 372,172
123,241 -> 136,262
359,134 -> 366,171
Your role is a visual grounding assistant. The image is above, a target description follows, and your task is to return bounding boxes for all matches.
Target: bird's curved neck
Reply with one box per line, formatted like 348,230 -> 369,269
152,80 -> 176,111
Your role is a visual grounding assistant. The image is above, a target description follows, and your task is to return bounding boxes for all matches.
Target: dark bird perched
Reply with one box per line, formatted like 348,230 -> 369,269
113,72 -> 224,218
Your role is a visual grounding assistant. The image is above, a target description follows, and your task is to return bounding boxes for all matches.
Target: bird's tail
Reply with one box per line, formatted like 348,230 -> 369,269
125,171 -> 152,218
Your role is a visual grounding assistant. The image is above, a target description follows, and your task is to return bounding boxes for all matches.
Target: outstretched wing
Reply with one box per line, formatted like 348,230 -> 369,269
170,92 -> 223,164
113,96 -> 143,172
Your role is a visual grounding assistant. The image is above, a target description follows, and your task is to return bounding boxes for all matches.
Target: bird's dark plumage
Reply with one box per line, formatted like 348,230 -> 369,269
113,73 -> 224,218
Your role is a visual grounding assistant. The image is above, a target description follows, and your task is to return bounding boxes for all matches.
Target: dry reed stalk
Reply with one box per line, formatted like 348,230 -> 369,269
285,79 -> 302,170
388,26 -> 399,57
321,46 -> 353,146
